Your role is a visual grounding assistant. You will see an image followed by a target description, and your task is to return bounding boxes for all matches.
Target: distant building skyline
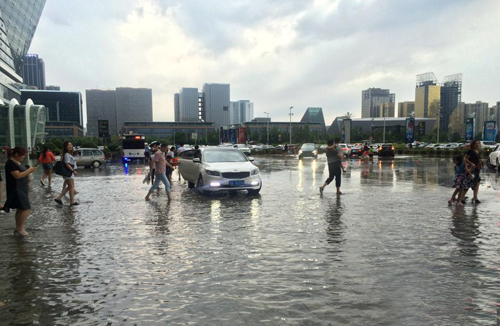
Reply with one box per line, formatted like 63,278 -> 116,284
21,90 -> 83,127
230,100 -> 254,125
361,88 -> 395,118
22,54 -> 46,90
398,101 -> 415,118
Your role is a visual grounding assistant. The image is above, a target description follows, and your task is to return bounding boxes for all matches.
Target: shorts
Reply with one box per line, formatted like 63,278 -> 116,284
43,164 -> 53,170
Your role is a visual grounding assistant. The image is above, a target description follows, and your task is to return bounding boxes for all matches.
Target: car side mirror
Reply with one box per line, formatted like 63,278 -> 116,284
192,158 -> 201,163
248,156 -> 255,162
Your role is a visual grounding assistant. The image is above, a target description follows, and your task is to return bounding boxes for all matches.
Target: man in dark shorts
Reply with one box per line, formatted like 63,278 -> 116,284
319,138 -> 343,196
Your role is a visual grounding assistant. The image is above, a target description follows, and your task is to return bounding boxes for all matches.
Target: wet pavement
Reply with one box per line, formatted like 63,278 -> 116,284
0,156 -> 499,325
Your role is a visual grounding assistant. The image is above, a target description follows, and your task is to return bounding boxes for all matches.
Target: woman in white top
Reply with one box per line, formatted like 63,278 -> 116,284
54,141 -> 79,206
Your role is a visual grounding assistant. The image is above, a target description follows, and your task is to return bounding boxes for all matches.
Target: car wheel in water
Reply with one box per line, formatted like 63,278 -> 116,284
197,175 -> 204,194
188,181 -> 195,189
497,159 -> 500,172
92,161 -> 101,168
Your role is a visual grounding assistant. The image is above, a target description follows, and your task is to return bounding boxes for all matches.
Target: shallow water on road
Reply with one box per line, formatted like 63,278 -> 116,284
1,156 -> 499,325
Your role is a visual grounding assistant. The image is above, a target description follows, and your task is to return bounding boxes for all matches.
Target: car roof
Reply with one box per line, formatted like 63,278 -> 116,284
77,148 -> 102,150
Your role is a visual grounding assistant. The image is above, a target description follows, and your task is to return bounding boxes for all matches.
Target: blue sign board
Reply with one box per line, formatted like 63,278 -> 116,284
465,118 -> 474,142
405,118 -> 415,143
229,129 -> 236,144
483,121 -> 497,142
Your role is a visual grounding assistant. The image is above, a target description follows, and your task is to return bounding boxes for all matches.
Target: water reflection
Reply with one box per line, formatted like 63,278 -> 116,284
450,207 -> 481,261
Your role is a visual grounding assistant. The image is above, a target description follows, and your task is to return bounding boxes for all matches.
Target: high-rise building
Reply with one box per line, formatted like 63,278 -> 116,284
415,72 -> 441,120
0,1 -> 46,102
439,74 -> 462,133
174,93 -> 180,122
21,90 -> 83,126
300,107 -> 326,126
179,87 -> 199,121
86,89 -> 118,137
230,100 -> 254,125
115,87 -> 153,133
449,102 -> 466,136
464,101 -> 489,137
22,54 -> 45,90
86,87 -> 153,137
398,101 -> 415,117
202,83 -> 230,127
361,88 -> 395,118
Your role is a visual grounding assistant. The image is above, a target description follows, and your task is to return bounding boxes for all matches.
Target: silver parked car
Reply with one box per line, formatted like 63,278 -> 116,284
74,148 -> 106,168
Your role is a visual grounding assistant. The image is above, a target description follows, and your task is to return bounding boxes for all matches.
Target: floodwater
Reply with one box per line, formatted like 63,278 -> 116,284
0,156 -> 499,325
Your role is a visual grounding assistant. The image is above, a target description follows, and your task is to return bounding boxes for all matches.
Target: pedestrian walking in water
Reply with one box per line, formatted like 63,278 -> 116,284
283,144 -> 288,157
3,146 -> 38,236
455,155 -> 475,207
38,146 -> 55,186
177,143 -> 186,180
165,146 -> 175,184
464,140 -> 482,203
145,144 -> 173,201
54,141 -> 79,206
319,138 -> 344,196
448,155 -> 470,205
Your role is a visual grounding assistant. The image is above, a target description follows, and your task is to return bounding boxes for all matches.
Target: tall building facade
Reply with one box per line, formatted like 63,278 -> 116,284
21,90 -> 83,126
415,72 -> 441,119
230,100 -> 254,125
115,87 -> 153,133
439,74 -> 462,133
202,83 -> 230,128
300,107 -> 326,126
464,101 -> 489,137
22,54 -> 45,89
398,101 -> 415,117
86,87 -> 153,137
178,87 -> 199,121
449,102 -> 466,136
361,88 -> 395,118
174,93 -> 180,122
0,1 -> 46,102
86,89 -> 118,137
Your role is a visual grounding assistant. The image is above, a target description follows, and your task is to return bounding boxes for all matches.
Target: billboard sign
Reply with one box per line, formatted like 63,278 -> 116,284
98,120 -> 109,138
222,129 -> 227,143
465,118 -> 474,142
229,129 -> 236,144
483,121 -> 497,142
341,119 -> 351,144
417,121 -> 425,136
405,118 -> 415,143
239,125 -> 246,144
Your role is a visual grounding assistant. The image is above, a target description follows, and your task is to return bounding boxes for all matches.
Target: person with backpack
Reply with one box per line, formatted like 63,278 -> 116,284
319,138 -> 344,196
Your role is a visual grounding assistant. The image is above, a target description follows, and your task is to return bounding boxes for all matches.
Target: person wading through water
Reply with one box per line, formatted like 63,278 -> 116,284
319,138 -> 344,196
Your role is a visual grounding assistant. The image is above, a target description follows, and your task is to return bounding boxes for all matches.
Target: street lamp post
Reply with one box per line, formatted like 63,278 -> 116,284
263,112 -> 270,145
437,108 -> 441,144
383,107 -> 387,143
289,106 -> 293,145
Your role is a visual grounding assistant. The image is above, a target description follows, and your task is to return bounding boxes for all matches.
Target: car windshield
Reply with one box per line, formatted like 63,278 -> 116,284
301,144 -> 315,150
483,141 -> 496,145
204,150 -> 248,163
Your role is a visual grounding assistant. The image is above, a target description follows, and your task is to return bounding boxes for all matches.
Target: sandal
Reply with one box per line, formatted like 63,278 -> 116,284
70,202 -> 80,206
472,198 -> 481,204
54,199 -> 63,205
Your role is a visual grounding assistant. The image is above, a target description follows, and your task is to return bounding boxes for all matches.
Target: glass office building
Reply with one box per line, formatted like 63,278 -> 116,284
0,98 -> 47,149
0,1 -> 46,102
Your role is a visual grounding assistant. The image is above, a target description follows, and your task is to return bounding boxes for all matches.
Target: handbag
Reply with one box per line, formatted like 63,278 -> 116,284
54,161 -> 73,177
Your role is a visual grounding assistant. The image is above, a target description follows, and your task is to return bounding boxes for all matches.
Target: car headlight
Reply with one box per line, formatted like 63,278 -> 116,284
298,150 -> 303,154
251,168 -> 259,175
205,169 -> 220,176
313,150 -> 317,154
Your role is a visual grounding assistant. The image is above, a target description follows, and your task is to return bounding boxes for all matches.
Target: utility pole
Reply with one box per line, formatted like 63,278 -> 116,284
264,112 -> 270,144
289,106 -> 293,145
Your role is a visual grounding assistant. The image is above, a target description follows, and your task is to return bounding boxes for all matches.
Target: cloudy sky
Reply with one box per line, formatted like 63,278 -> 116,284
30,0 -> 500,125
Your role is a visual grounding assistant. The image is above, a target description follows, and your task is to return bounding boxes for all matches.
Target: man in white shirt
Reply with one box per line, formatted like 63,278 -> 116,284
176,143 -> 186,180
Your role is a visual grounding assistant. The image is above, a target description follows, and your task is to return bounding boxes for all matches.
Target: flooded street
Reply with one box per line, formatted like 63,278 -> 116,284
1,156 -> 499,325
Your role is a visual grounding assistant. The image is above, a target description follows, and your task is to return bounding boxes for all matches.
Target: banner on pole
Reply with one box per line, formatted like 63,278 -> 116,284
405,118 -> 415,144
483,121 -> 497,142
222,129 -> 227,143
465,118 -> 474,142
229,129 -> 236,144
417,121 -> 425,136
239,125 -> 246,144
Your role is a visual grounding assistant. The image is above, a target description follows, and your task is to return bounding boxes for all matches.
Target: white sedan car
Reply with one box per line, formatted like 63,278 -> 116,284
178,147 -> 262,195
487,145 -> 500,171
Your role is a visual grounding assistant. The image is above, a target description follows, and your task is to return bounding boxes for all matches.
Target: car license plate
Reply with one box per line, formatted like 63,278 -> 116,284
229,180 -> 244,187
